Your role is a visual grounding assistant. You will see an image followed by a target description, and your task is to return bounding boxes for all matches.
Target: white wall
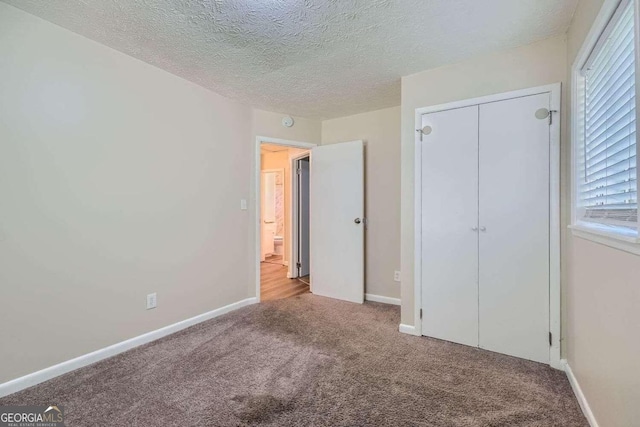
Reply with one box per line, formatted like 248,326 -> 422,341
400,35 -> 568,326
565,1 -> 640,425
0,3 -> 258,383
0,2 -> 324,383
322,107 -> 401,300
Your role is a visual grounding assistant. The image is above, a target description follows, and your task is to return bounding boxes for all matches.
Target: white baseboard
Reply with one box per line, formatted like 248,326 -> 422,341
399,323 -> 420,336
365,294 -> 401,306
549,357 -> 563,371
562,359 -> 599,427
0,297 -> 258,398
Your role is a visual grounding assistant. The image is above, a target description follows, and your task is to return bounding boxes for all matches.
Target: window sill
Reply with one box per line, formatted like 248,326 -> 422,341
569,224 -> 640,256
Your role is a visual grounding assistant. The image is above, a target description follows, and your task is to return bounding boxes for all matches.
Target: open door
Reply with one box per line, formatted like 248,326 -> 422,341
310,140 -> 364,303
297,157 -> 310,277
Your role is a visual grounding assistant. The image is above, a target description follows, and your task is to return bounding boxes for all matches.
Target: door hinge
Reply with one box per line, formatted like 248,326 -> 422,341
549,110 -> 558,125
420,309 -> 423,319
296,168 -> 301,175
296,262 -> 301,268
549,332 -> 552,346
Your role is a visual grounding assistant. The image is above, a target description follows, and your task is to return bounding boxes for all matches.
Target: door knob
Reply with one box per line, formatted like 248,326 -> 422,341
471,226 -> 478,231
480,226 -> 486,232
354,218 -> 361,224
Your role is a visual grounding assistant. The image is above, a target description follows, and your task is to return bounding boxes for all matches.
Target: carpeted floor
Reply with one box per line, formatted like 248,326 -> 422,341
0,294 -> 587,426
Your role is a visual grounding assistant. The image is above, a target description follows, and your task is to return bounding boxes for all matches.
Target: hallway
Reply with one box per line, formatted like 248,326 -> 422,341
260,256 -> 309,301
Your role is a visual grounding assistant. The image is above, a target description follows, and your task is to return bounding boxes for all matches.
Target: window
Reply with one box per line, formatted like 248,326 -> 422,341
575,0 -> 638,239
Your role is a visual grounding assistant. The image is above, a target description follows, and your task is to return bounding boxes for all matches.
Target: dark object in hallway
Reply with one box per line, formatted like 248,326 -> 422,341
0,295 -> 588,426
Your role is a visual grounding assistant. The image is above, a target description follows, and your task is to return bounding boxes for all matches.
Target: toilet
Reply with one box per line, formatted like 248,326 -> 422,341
273,235 -> 284,255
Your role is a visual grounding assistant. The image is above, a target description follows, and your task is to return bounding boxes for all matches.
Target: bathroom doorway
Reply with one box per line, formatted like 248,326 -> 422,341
259,140 -> 313,301
260,168 -> 285,266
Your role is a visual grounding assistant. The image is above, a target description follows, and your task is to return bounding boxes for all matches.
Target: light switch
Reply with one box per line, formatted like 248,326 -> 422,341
240,199 -> 248,210
147,293 -> 157,310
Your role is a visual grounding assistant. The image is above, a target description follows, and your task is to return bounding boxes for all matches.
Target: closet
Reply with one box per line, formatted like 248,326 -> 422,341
420,90 -> 553,364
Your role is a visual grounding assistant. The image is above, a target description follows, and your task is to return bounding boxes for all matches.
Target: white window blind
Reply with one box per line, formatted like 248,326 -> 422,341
579,0 -> 637,233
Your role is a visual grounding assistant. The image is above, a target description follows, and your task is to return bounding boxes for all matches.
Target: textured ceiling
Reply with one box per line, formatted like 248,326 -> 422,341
3,0 -> 578,119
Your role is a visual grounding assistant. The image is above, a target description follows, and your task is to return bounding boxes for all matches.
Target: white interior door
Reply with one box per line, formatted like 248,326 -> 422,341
298,157 -> 310,277
310,140 -> 364,303
478,93 -> 550,363
421,105 -> 479,347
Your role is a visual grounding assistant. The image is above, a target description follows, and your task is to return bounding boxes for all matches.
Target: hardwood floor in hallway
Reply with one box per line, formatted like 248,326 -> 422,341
261,256 -> 310,301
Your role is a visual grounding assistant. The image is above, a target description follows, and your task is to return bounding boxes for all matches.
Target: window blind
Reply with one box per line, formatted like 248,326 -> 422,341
580,0 -> 637,231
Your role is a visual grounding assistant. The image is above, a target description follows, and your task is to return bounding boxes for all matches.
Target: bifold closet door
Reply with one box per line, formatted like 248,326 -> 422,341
421,105 -> 479,348
478,93 -> 550,363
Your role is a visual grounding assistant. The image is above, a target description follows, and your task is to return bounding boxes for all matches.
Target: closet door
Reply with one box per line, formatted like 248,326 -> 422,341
478,93 -> 550,363
421,105 -> 479,347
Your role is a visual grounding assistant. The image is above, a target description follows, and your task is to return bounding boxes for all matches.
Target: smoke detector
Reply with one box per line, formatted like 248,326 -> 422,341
282,116 -> 294,128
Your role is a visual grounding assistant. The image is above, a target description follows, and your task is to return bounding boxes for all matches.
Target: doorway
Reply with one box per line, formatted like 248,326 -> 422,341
258,139 -> 314,301
261,168 -> 285,266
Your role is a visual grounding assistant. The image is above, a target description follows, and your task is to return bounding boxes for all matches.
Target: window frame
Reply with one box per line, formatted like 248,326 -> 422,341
571,0 -> 640,255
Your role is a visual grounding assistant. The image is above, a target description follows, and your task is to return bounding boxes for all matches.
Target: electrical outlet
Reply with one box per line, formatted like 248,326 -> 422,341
394,270 -> 401,282
240,199 -> 248,210
146,293 -> 157,310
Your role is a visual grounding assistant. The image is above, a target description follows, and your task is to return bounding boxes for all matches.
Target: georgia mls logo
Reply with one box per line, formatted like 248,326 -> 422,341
44,406 -> 63,419
0,405 -> 65,427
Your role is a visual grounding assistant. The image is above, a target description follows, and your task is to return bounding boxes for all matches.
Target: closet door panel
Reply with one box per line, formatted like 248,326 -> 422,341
421,105 -> 479,347
478,93 -> 550,363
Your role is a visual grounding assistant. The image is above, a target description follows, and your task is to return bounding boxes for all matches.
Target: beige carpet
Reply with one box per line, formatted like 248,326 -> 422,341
1,294 -> 587,426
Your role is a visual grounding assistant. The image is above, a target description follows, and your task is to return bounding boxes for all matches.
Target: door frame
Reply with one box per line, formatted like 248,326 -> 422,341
255,136 -> 317,302
413,83 -> 562,368
291,152 -> 311,283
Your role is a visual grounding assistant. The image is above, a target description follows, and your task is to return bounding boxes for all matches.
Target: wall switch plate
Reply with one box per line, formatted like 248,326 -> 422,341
394,271 -> 401,282
146,293 -> 157,310
240,199 -> 248,210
